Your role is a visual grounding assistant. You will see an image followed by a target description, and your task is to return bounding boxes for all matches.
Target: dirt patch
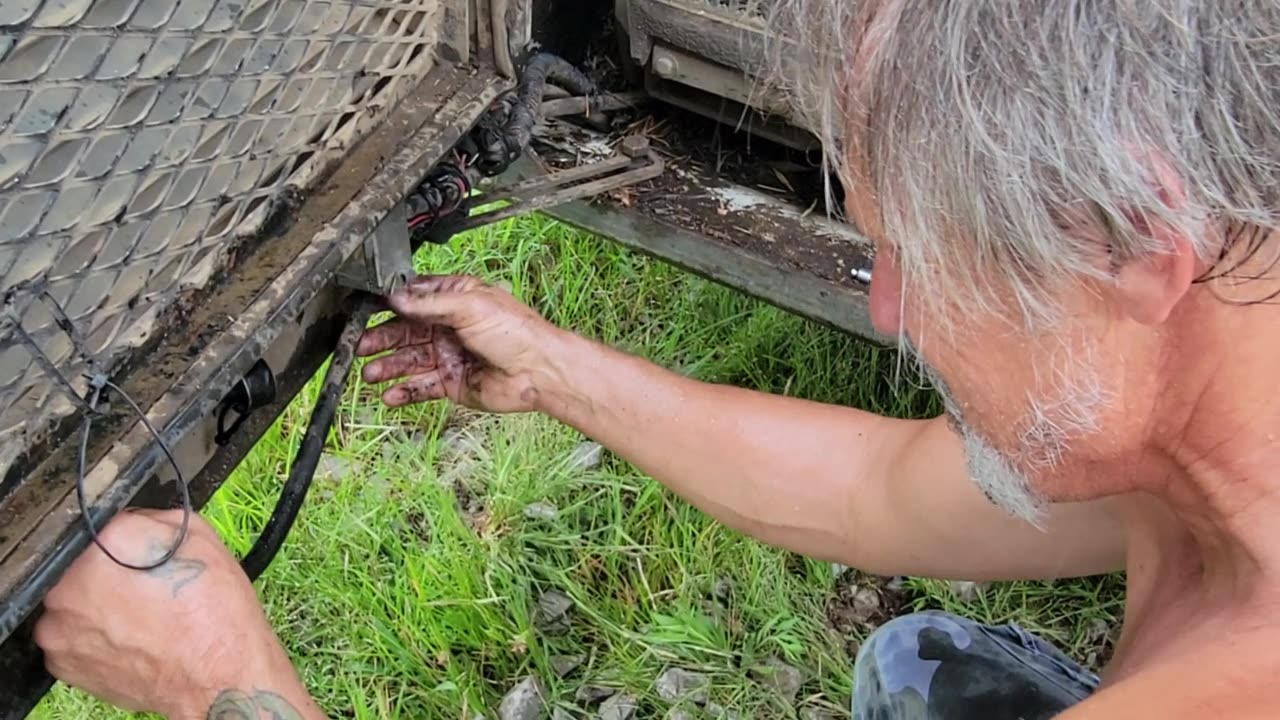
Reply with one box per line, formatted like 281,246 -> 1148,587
404,508 -> 433,545
826,571 -> 1125,673
825,571 -> 918,659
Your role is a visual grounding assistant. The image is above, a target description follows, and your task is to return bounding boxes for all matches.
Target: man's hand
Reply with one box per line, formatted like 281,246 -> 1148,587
34,510 -> 323,719
358,275 -> 570,413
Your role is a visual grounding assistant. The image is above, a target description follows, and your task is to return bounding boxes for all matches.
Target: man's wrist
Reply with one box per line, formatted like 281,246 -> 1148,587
163,644 -> 321,720
168,682 -> 321,720
530,327 -> 604,425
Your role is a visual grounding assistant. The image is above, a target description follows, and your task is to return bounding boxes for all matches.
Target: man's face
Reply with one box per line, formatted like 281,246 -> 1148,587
849,188 -> 1134,524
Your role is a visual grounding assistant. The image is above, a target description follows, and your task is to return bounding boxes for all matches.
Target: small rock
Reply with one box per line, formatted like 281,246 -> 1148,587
752,658 -> 804,704
948,580 -> 989,603
535,590 -> 574,634
364,473 -> 393,502
551,654 -> 586,678
552,710 -> 575,720
567,441 -> 604,471
498,677 -> 547,720
704,702 -> 740,720
832,563 -> 849,578
1084,617 -> 1112,645
664,707 -> 698,720
799,708 -> 837,720
316,453 -> 354,480
438,427 -> 468,455
655,668 -> 710,704
524,501 -> 560,522
886,576 -> 908,592
712,577 -> 734,604
597,693 -> 638,720
575,685 -> 617,704
851,586 -> 881,621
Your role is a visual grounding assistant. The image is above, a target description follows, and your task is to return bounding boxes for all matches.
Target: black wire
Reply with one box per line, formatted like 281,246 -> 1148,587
76,376 -> 192,571
463,52 -> 599,176
239,296 -> 375,581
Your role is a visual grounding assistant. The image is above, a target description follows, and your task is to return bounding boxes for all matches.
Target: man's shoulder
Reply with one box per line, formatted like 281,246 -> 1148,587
1058,636 -> 1280,719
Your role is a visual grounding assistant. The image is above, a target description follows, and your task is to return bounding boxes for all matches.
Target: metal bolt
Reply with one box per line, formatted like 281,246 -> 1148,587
653,55 -> 678,78
851,267 -> 872,284
620,135 -> 650,158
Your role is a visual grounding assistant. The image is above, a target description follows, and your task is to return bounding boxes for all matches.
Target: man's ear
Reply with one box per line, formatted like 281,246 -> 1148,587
1111,223 -> 1199,326
1107,145 -> 1200,326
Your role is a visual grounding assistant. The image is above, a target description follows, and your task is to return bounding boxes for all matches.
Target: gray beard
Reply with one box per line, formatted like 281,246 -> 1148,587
902,341 -> 1049,526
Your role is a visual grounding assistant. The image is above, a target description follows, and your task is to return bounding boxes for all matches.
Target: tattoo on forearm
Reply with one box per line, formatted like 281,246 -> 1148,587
207,689 -> 304,720
143,539 -> 206,597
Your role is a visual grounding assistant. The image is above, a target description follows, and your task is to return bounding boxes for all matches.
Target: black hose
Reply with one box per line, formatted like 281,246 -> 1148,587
505,53 -> 596,153
469,52 -> 598,175
240,296 -> 376,581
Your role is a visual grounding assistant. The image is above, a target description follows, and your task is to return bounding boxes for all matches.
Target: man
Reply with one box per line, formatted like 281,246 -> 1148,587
31,1 -> 1280,718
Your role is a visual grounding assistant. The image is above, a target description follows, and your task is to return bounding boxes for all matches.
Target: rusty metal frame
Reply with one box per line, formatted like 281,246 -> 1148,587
0,65 -> 512,708
441,136 -> 664,235
507,147 -> 884,345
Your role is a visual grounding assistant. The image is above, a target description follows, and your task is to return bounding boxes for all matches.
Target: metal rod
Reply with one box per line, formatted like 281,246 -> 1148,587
540,91 -> 650,118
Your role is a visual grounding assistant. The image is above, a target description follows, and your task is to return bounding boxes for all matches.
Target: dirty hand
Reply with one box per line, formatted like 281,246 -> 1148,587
34,510 -> 319,719
358,274 -> 571,413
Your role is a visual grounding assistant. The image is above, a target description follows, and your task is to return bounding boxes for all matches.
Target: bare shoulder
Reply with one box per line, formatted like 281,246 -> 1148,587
1057,637 -> 1280,719
864,415 -> 1129,580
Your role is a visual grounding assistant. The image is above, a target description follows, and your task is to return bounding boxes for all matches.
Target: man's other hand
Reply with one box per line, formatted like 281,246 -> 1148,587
358,274 -> 571,413
34,509 -> 312,718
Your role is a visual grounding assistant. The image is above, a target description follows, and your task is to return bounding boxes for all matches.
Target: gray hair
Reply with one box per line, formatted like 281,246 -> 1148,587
762,1 -> 1280,329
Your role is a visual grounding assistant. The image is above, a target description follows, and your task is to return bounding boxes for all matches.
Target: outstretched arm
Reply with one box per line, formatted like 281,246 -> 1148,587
363,276 -> 1128,581
535,330 -> 1127,581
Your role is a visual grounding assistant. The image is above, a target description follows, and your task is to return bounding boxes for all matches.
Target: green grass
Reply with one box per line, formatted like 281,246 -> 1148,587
33,215 -> 1123,719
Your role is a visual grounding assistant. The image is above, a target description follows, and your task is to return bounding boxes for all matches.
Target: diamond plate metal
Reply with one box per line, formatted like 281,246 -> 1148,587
0,0 -> 451,479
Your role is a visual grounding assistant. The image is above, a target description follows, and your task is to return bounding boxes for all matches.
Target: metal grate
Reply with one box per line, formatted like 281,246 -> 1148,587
702,0 -> 774,18
0,0 -> 448,481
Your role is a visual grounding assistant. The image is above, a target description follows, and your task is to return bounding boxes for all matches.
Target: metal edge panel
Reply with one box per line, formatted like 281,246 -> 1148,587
0,65 -> 512,644
544,196 -> 886,345
502,152 -> 885,345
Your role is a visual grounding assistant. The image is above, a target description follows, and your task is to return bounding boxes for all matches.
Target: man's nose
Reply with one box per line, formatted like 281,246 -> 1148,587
867,263 -> 903,336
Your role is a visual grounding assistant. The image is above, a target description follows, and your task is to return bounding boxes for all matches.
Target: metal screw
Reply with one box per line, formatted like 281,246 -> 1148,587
620,135 -> 650,158
851,267 -> 872,284
653,55 -> 678,78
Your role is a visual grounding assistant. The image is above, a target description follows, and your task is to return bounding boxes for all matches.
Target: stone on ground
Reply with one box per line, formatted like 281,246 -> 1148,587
499,677 -> 548,720
751,658 -> 804,704
535,589 -> 574,635
655,668 -> 710,704
575,685 -> 617,704
567,441 -> 604,471
523,501 -> 560,521
597,693 -> 638,720
551,654 -> 586,678
948,580 -> 989,603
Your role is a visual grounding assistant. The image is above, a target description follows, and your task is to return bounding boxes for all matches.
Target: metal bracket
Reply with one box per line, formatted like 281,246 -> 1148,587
336,203 -> 415,294
437,135 -> 665,235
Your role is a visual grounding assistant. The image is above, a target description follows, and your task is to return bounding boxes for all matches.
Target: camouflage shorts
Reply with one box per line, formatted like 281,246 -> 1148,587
853,610 -> 1100,720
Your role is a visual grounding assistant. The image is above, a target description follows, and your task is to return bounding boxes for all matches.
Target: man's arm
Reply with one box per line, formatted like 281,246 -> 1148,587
536,330 -> 1127,581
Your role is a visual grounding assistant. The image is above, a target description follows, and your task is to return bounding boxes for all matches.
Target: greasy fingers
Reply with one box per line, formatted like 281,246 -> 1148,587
385,276 -> 489,326
356,318 -> 426,357
361,338 -> 438,383
383,371 -> 453,407
403,274 -> 486,294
